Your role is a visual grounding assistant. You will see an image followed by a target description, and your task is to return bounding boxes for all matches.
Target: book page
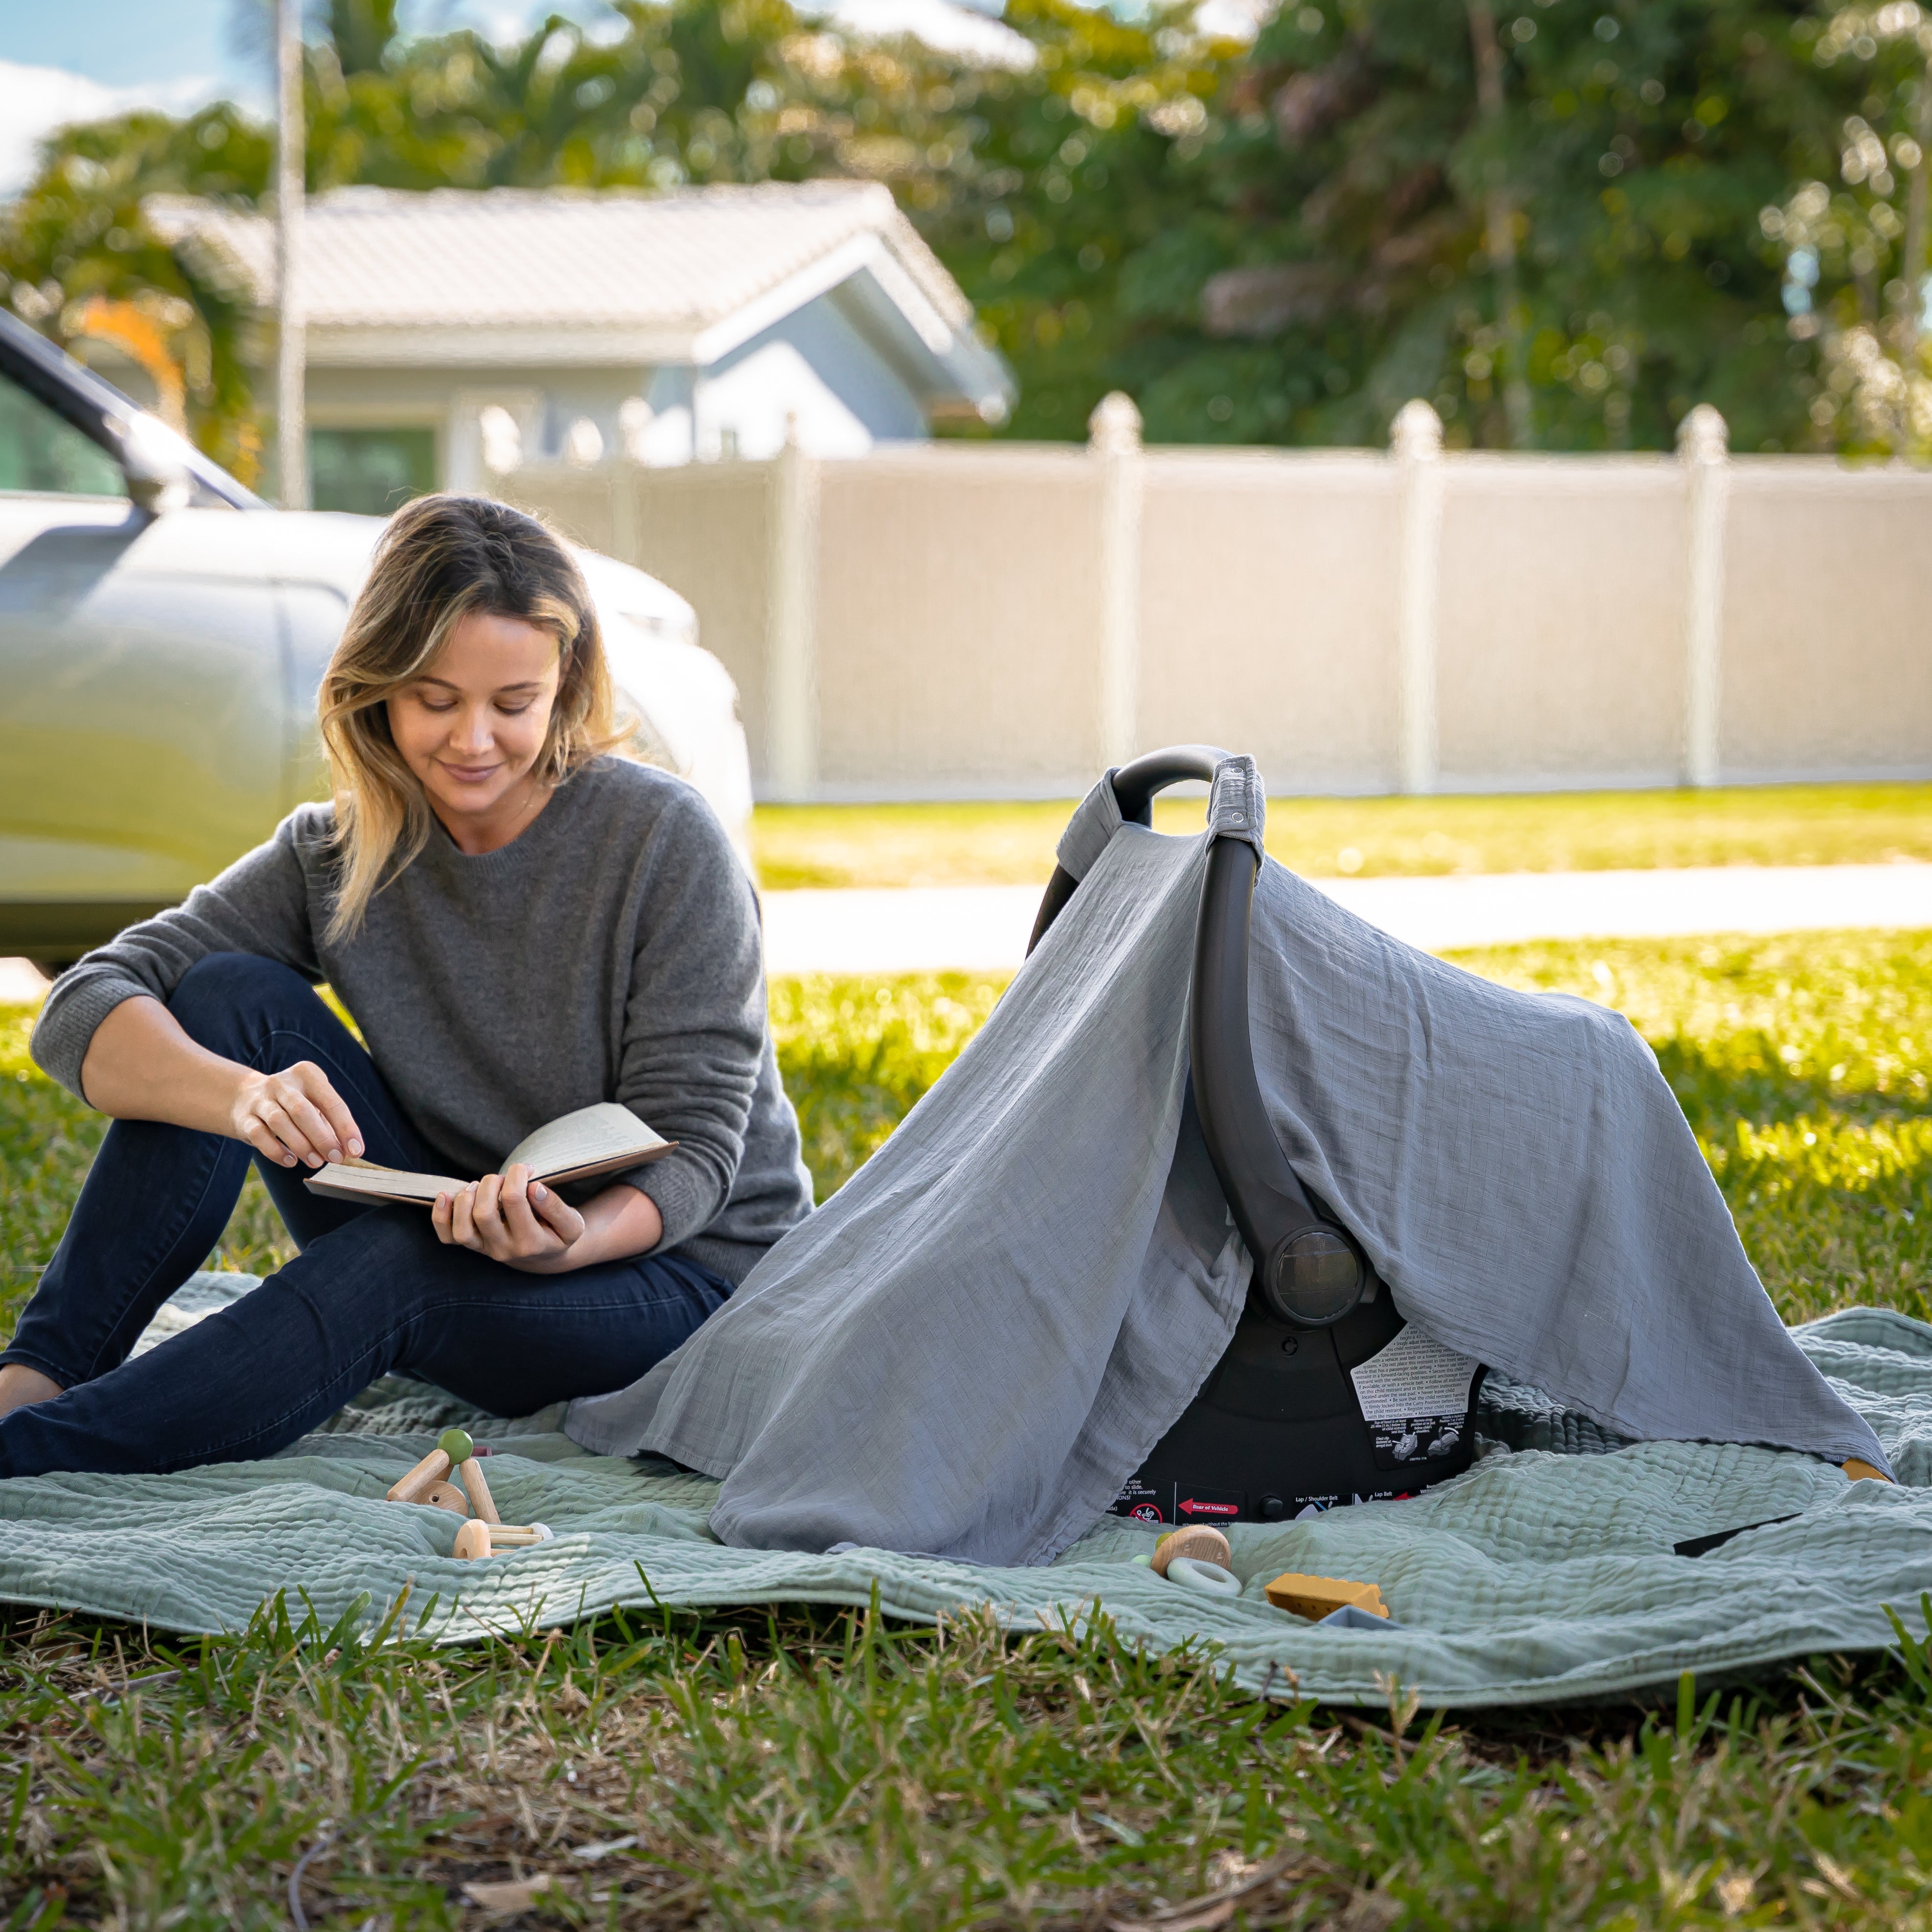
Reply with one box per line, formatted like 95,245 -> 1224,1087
503,1103 -> 669,1181
305,1160 -> 469,1206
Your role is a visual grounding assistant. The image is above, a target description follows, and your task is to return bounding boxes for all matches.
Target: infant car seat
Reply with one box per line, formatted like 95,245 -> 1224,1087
1029,747 -> 1487,1527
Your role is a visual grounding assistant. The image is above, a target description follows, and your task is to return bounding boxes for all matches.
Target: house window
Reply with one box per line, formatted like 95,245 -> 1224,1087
308,427 -> 438,515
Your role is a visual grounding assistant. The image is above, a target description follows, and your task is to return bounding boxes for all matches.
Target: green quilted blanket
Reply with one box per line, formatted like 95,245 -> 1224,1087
2,1274 -> 1928,1710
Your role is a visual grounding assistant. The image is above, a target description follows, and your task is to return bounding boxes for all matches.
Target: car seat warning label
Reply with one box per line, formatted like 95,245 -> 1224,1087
1175,1489 -> 1244,1521
1349,1326 -> 1479,1466
1112,1476 -> 1168,1524
1108,1481 -> 1249,1524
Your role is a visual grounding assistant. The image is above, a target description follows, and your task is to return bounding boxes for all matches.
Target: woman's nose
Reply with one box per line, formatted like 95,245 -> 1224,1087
450,707 -> 494,752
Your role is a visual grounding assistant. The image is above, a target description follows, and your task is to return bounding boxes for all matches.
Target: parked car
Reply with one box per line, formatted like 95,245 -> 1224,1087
0,310 -> 751,971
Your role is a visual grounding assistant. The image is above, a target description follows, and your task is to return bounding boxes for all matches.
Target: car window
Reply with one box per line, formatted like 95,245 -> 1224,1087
0,367 -> 125,497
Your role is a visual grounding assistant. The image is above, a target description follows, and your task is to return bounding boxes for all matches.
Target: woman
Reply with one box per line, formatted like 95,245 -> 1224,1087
0,494 -> 813,1475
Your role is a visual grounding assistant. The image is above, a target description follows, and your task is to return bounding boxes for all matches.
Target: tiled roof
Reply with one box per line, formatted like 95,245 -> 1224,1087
148,182 -> 972,336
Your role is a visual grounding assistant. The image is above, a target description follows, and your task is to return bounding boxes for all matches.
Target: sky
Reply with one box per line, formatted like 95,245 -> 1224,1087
1,0 -> 256,192
0,0 -> 1043,193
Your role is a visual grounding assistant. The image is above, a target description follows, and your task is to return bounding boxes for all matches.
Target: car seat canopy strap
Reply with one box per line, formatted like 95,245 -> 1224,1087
1207,755 -> 1265,852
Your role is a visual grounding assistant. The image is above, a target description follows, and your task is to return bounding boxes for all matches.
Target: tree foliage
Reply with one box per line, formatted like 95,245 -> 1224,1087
1117,0 -> 1909,451
288,0 -> 1226,441
1768,5 -> 1932,455
0,105 -> 270,479
2,0 -> 1928,466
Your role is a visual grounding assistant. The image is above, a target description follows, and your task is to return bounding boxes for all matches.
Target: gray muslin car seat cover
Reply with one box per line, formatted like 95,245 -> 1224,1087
567,755 -> 1886,1565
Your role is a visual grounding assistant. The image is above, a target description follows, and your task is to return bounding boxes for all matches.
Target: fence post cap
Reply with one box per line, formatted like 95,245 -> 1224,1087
1089,390 -> 1143,454
1391,398 -> 1443,460
1676,403 -> 1729,463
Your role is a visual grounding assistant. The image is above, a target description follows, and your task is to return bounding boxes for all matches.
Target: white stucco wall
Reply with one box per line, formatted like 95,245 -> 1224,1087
508,438 -> 1932,801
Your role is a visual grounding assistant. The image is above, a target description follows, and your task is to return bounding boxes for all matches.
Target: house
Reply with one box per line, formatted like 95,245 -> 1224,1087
150,182 -> 1015,514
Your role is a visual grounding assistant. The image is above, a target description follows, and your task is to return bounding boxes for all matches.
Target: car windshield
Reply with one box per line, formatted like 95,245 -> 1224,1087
0,368 -> 124,497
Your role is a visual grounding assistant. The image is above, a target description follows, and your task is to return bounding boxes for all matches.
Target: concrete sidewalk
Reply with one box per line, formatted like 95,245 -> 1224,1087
3,862 -> 1926,1001
759,862 -> 1932,975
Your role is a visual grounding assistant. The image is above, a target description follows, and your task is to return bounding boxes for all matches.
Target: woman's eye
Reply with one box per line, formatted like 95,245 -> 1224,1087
418,698 -> 457,713
496,702 -> 535,717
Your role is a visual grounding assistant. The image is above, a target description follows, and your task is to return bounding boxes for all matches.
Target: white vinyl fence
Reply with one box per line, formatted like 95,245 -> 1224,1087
502,398 -> 1932,802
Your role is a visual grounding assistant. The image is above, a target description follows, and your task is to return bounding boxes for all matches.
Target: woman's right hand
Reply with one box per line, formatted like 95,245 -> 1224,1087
79,995 -> 368,1167
229,1062 -> 365,1169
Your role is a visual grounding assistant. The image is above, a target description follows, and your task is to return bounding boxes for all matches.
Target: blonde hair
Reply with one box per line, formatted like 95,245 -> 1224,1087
318,493 -> 623,942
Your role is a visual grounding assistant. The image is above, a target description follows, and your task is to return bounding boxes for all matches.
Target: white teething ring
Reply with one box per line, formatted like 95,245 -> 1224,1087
1165,1556 -> 1241,1598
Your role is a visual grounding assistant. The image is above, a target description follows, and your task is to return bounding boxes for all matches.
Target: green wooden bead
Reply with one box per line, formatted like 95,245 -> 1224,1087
439,1427 -> 474,1463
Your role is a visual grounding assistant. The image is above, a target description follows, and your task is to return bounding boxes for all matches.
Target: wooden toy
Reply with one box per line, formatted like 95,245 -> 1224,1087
392,1430 -> 514,1520
1843,1459 -> 1892,1483
1152,1525 -> 1232,1577
1165,1556 -> 1242,1598
453,1520 -> 554,1560
1263,1572 -> 1389,1621
385,1447 -> 451,1504
456,1456 -> 501,1524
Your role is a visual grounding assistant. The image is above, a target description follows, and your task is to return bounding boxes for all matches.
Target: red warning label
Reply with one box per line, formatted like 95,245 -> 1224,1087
1177,1491 -> 1243,1520
1110,1476 -> 1170,1524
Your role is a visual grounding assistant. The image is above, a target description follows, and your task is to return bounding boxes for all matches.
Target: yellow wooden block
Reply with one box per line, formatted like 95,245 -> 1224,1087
1843,1458 -> 1893,1483
1264,1572 -> 1389,1621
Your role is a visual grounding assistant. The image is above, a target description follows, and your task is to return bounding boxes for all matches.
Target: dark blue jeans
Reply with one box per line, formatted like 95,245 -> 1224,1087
0,953 -> 732,1477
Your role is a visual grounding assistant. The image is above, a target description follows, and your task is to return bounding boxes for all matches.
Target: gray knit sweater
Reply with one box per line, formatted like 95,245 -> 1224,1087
30,758 -> 814,1285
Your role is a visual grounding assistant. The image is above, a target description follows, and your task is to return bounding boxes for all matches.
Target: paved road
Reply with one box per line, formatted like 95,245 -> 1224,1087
4,862 -> 1927,1002
0,959 -> 43,1005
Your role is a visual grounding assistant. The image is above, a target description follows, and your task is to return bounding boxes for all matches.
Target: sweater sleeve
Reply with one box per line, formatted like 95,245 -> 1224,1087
612,787 -> 768,1253
29,809 -> 329,1103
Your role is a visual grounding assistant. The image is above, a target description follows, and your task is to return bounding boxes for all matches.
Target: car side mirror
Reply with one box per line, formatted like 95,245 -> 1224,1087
113,413 -> 193,515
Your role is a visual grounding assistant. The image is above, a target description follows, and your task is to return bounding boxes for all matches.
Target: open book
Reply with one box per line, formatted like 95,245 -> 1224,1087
304,1103 -> 674,1208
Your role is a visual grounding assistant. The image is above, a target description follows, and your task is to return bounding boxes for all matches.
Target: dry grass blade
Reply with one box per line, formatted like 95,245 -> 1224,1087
1107,1848 -> 1308,1929
462,1872 -> 556,1912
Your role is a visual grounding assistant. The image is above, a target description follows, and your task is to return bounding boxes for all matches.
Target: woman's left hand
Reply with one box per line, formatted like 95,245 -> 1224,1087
433,1164 -> 586,1271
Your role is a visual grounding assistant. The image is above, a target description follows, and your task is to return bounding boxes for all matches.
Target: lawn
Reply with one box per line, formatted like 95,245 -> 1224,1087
751,781 -> 1932,889
0,930 -> 1928,1927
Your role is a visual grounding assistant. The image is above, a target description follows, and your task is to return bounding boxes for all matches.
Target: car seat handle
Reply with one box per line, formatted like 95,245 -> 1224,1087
1192,834 -> 1373,1327
1027,746 -> 1374,1327
1026,745 -> 1229,955
1109,744 -> 1227,826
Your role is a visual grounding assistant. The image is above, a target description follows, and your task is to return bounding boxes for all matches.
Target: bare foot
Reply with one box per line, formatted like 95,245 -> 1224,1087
0,1364 -> 63,1418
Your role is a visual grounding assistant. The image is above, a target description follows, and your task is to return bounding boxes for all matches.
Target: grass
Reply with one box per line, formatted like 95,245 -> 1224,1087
0,927 -> 1929,1925
12,1590 -> 1932,1929
772,974 -> 1006,1200
751,781 -> 1932,890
